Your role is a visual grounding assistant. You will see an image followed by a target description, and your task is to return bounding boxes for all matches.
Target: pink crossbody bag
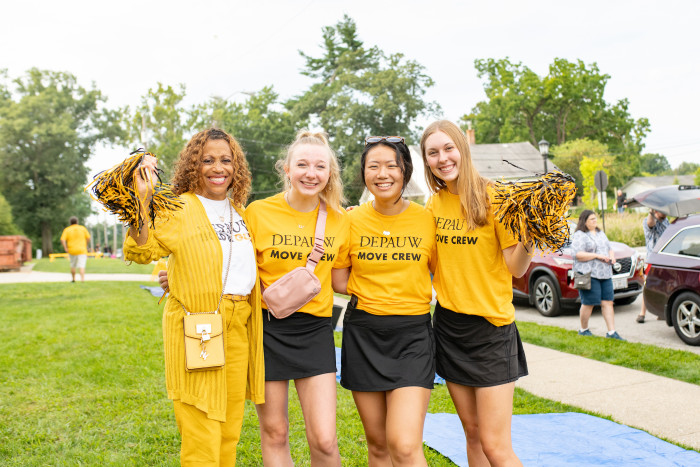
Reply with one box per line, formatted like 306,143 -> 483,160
262,200 -> 327,319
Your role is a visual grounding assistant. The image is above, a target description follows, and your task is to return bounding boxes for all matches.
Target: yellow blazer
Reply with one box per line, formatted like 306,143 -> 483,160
124,192 -> 264,422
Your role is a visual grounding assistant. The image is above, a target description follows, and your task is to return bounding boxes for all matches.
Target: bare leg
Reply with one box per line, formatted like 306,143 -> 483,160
446,382 -> 489,467
353,391 -> 391,466
255,380 -> 293,467
70,267 -> 76,282
448,381 -> 523,467
579,304 -> 594,330
79,267 -> 86,282
601,300 -> 615,332
295,373 -> 341,466
385,386 -> 430,466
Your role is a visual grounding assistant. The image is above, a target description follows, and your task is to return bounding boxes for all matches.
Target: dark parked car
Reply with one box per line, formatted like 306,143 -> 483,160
513,222 -> 645,317
643,215 -> 700,346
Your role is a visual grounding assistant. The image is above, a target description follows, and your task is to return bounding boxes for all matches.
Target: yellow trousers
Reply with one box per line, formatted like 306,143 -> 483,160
173,299 -> 252,466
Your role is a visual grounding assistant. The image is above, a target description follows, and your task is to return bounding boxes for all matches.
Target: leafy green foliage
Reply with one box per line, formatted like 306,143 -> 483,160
676,161 -> 700,176
0,69 -> 122,254
551,138 -> 609,197
639,153 -> 671,175
466,58 -> 650,157
190,86 -> 299,201
123,83 -> 189,179
0,190 -> 21,235
289,15 -> 439,203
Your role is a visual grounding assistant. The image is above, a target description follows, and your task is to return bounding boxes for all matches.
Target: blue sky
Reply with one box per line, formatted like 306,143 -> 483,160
3,0 -> 699,177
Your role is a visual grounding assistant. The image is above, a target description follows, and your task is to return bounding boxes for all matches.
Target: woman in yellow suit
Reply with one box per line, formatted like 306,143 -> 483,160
420,120 -> 533,467
332,136 -> 436,466
125,128 -> 264,466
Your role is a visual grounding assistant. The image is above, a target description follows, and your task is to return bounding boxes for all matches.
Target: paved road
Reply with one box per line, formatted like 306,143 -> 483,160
514,295 -> 700,355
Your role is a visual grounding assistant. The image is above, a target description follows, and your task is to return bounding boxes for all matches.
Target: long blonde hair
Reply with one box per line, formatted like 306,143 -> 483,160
275,130 -> 345,212
420,120 -> 491,230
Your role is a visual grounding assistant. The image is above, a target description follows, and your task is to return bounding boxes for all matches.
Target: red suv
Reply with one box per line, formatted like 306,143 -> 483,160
643,215 -> 700,346
512,222 -> 645,316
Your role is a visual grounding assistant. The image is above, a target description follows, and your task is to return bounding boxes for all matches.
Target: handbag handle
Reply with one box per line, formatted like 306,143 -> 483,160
305,200 -> 327,273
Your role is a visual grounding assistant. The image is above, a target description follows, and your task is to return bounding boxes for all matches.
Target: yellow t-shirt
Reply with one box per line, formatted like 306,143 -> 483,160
60,224 -> 91,255
337,201 -> 436,316
426,188 -> 518,326
245,192 -> 350,318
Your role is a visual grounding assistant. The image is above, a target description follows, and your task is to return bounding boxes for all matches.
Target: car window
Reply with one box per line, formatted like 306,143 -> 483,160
661,226 -> 700,258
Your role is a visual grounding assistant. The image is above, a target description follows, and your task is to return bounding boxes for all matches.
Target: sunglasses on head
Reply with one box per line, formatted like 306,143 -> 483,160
364,136 -> 405,146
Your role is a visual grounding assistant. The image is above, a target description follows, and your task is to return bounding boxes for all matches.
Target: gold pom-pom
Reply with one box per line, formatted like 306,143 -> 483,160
493,171 -> 577,254
86,149 -> 183,231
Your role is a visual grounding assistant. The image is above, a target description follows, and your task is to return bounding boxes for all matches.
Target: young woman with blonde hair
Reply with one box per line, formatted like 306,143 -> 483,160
245,130 -> 349,466
420,120 -> 533,467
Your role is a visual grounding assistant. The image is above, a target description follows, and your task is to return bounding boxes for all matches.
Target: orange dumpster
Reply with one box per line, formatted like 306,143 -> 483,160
0,235 -> 32,271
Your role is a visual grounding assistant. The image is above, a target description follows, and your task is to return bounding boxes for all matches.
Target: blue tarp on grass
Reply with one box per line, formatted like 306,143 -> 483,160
423,412 -> 700,466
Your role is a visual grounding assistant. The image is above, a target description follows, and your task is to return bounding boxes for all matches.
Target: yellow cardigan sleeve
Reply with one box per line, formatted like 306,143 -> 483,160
123,213 -> 182,264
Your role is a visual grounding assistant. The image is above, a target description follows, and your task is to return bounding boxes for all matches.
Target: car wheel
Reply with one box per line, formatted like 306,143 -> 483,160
614,296 -> 638,306
532,275 -> 561,317
670,292 -> 700,346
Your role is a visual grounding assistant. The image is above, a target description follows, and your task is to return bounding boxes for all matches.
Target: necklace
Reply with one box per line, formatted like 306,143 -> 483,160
373,200 -> 406,235
213,200 -> 228,222
285,192 -> 317,229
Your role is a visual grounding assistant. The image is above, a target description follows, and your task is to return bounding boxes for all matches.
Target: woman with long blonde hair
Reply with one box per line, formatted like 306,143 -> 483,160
245,130 -> 349,466
420,120 -> 533,467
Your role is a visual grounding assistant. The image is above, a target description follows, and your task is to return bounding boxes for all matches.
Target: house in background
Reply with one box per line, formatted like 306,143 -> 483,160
360,129 -> 557,204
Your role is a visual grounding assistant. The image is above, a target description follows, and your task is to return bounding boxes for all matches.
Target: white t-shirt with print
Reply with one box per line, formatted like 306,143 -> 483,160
196,195 -> 256,295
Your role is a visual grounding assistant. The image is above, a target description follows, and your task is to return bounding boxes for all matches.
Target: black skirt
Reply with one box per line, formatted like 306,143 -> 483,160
340,306 -> 435,392
433,302 -> 528,387
262,310 -> 336,381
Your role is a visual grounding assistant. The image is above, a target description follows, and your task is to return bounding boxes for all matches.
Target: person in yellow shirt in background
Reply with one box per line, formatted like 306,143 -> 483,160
421,120 -> 535,467
60,216 -> 91,282
245,130 -> 349,467
332,136 -> 436,466
125,128 -> 264,466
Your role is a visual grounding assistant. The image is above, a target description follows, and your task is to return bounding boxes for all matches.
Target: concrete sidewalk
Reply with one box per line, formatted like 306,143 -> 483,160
332,296 -> 700,451
0,270 -> 154,284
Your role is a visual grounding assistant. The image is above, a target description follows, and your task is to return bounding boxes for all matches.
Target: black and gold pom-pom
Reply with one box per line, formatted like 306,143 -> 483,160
493,171 -> 577,254
86,149 -> 183,231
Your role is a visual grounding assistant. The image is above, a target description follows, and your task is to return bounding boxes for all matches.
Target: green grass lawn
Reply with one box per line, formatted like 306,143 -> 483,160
30,257 -> 155,274
2,282 -> 697,465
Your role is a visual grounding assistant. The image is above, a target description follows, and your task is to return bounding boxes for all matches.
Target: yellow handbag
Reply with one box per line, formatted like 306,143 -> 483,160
181,200 -> 234,372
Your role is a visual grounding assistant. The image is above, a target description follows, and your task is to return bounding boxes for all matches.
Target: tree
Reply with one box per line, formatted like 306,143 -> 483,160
0,191 -> 21,235
124,83 -> 190,179
465,58 -> 650,155
0,69 -> 122,253
551,138 -> 609,197
288,15 -> 439,203
639,153 -> 671,175
579,155 -> 613,209
190,86 -> 299,201
675,161 -> 700,176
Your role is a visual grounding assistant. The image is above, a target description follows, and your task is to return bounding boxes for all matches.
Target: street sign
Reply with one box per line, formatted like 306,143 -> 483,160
594,170 -> 608,192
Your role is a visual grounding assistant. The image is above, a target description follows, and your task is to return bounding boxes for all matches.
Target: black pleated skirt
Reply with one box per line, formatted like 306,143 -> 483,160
262,310 -> 336,381
433,302 -> 528,387
340,306 -> 435,392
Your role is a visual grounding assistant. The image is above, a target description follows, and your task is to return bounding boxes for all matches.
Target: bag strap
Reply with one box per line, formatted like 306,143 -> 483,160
184,200 -> 234,316
305,200 -> 327,272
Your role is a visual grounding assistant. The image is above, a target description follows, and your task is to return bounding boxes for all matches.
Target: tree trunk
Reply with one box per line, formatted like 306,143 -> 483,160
41,222 -> 53,255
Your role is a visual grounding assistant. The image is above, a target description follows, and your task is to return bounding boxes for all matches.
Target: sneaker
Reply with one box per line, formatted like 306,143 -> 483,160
578,329 -> 594,336
606,331 -> 625,341
636,314 -> 645,323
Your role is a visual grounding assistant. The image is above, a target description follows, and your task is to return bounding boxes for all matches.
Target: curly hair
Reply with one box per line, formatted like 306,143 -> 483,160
171,128 -> 251,207
274,130 -> 345,212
